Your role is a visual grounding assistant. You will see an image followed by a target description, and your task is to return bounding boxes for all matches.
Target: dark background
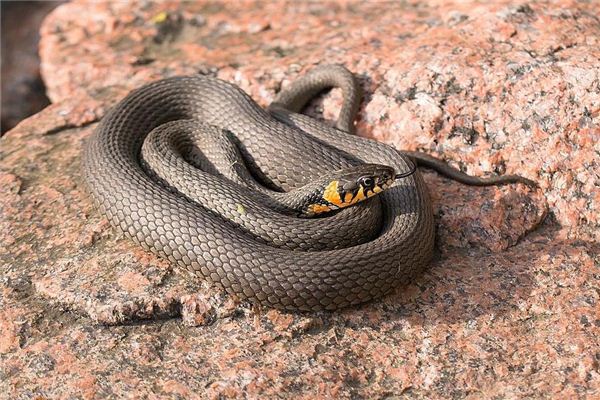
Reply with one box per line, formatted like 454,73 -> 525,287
1,1 -> 62,134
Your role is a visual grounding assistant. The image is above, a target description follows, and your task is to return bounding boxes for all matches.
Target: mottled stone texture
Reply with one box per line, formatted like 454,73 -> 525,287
0,1 -> 598,399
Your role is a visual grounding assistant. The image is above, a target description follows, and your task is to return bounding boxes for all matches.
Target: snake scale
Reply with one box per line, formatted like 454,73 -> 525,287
83,65 -> 533,311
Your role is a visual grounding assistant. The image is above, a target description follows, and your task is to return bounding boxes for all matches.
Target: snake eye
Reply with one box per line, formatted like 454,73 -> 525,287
359,177 -> 374,187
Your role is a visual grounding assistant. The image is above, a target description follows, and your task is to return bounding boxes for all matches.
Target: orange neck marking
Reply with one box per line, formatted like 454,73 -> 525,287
307,203 -> 332,215
323,180 -> 343,207
323,180 -> 368,208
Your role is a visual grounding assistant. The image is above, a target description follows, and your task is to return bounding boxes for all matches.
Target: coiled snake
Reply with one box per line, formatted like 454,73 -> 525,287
83,65 -> 533,311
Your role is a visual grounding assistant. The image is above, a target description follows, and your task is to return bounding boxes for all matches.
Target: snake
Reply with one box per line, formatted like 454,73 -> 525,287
83,65 -> 534,311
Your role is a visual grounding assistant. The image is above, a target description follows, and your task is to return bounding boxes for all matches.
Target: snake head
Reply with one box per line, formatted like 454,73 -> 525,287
304,164 -> 395,216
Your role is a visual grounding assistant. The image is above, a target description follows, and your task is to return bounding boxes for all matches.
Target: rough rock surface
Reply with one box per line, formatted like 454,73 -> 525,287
0,1 -> 598,398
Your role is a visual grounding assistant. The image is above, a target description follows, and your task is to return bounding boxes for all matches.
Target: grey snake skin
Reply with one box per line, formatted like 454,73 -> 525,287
83,65 -> 532,311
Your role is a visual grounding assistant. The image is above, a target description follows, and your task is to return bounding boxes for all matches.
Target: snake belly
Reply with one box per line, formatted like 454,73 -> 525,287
82,66 -> 435,311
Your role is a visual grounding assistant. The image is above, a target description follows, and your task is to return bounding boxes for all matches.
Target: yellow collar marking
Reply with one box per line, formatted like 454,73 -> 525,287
323,180 -> 369,208
323,180 -> 343,206
307,203 -> 331,215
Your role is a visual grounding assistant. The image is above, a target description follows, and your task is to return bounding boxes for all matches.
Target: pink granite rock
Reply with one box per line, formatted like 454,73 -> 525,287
1,1 -> 598,398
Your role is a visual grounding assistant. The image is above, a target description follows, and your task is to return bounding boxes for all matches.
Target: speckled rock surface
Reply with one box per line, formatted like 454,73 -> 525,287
1,1 -> 598,398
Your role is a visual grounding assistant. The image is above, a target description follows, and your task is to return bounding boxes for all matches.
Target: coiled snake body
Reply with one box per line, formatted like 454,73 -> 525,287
83,65 -> 529,311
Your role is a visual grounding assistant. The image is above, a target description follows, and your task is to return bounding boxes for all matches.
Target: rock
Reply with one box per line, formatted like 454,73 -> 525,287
0,1 -> 598,398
